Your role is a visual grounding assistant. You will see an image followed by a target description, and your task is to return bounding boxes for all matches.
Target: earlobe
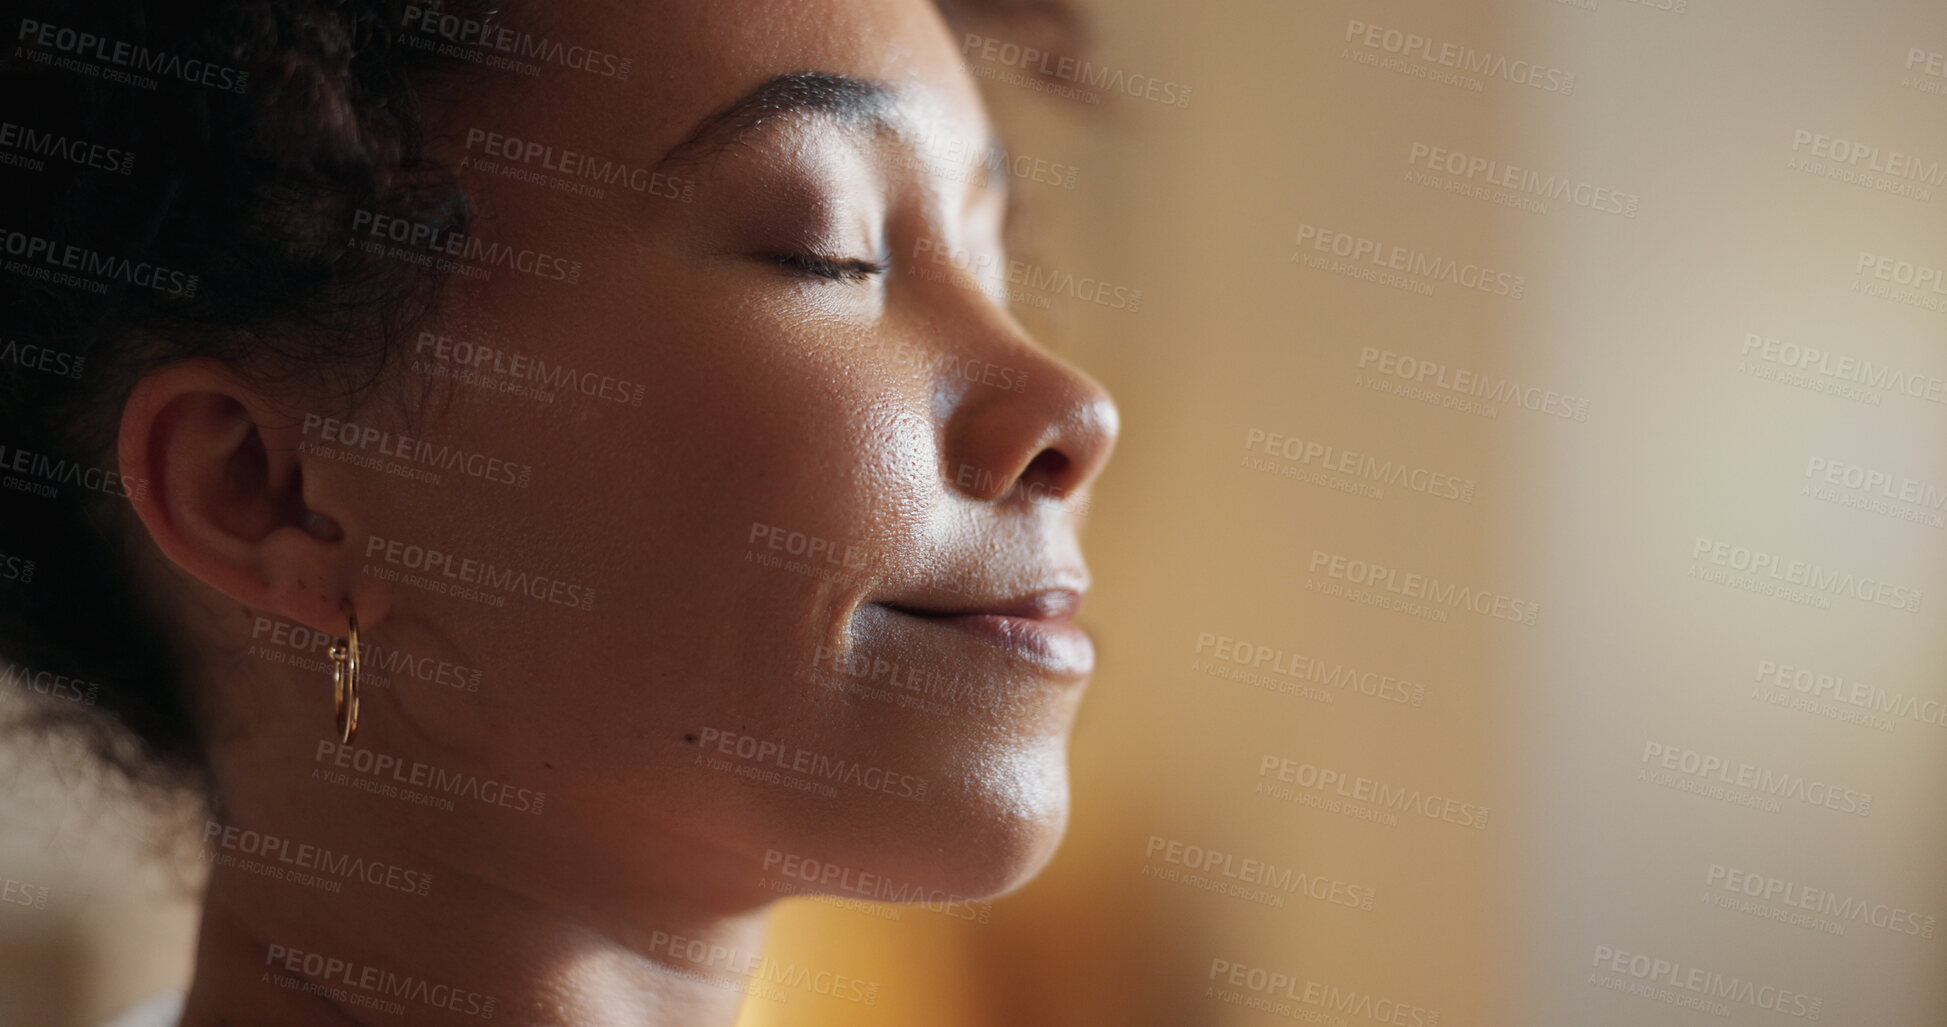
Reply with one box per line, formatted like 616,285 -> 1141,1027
116,358 -> 373,638
305,509 -> 345,542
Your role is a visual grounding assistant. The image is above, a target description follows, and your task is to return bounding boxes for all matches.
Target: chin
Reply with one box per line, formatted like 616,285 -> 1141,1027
954,801 -> 1072,901
871,743 -> 1076,903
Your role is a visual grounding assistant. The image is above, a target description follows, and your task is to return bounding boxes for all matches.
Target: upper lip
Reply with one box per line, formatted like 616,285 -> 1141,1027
875,587 -> 1086,622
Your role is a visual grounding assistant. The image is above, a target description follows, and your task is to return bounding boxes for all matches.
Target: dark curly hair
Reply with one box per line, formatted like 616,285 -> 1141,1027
0,0 -> 497,800
0,0 -> 1087,805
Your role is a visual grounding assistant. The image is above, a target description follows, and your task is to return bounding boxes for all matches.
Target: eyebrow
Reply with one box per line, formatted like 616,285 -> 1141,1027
651,69 -> 1017,227
654,71 -> 903,170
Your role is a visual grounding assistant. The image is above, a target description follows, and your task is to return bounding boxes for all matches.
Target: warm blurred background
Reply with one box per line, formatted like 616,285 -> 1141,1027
8,0 -> 1947,1024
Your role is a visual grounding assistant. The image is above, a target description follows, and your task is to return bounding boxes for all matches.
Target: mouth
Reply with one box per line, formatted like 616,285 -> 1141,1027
869,589 -> 1095,680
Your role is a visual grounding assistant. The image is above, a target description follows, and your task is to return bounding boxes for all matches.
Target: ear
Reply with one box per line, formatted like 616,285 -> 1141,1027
116,358 -> 389,637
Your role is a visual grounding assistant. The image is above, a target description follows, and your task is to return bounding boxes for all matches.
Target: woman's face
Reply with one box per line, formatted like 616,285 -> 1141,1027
174,0 -> 1116,911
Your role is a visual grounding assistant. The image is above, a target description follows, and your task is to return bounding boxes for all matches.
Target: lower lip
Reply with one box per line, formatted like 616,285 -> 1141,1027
878,607 -> 1096,680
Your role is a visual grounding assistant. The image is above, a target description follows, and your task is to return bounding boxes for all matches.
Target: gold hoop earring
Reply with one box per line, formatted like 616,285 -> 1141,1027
328,611 -> 360,744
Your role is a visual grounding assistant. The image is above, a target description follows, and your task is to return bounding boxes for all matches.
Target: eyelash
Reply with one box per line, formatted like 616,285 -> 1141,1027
772,252 -> 888,283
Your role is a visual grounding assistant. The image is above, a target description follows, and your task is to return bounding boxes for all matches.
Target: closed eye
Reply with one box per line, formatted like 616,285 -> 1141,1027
771,252 -> 887,282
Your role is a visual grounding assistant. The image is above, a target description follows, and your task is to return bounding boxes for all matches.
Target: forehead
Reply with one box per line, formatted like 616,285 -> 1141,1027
470,0 -> 993,165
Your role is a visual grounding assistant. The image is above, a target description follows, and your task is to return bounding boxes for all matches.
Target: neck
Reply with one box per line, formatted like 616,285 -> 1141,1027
178,855 -> 771,1026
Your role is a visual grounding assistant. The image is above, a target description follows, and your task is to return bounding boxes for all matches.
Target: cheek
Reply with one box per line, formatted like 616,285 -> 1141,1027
617,290 -> 941,562
483,290 -> 940,729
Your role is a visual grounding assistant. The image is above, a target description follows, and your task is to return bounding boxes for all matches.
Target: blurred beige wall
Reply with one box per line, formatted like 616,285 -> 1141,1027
9,1 -> 1947,1025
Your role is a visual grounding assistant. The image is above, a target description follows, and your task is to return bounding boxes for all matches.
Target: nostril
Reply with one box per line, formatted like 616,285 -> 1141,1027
1019,448 -> 1072,495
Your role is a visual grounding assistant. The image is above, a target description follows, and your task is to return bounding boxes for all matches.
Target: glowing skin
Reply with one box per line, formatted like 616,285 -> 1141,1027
114,1 -> 1116,1023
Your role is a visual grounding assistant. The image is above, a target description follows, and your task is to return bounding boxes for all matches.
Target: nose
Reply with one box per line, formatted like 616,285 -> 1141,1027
937,314 -> 1119,508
